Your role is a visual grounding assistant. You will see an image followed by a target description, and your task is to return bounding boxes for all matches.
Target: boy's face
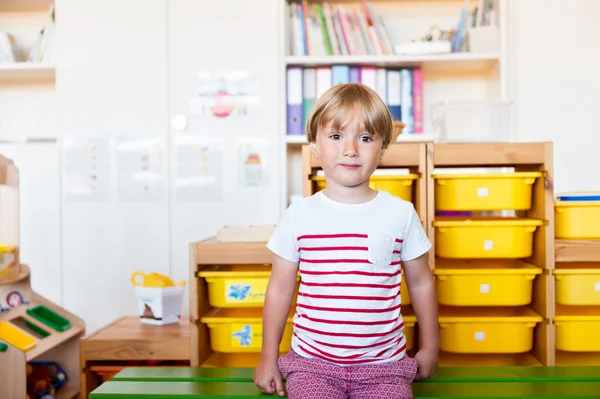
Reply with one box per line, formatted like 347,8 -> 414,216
310,116 -> 384,191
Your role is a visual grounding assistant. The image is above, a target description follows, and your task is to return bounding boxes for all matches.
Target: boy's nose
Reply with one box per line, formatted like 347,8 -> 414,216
343,141 -> 358,157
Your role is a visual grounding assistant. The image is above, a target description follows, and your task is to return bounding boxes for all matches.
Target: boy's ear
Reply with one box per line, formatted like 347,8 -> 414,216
310,140 -> 320,159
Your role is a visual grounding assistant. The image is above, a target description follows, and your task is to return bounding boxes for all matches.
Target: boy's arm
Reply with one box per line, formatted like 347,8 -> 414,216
261,254 -> 299,363
403,252 -> 439,378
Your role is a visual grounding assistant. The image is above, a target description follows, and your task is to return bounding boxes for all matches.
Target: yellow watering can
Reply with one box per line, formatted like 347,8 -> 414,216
130,271 -> 186,288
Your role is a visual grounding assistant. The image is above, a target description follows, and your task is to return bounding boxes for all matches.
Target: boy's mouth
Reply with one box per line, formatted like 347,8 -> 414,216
340,163 -> 360,170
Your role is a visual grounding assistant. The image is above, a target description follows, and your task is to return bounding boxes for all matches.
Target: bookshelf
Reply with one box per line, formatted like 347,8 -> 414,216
279,0 -> 510,213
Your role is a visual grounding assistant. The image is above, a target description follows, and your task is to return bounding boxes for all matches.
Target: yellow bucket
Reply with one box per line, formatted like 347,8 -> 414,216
311,174 -> 418,202
403,308 -> 416,350
555,200 -> 600,239
554,264 -> 600,305
433,259 -> 541,306
198,265 -> 300,308
555,305 -> 600,352
0,321 -> 37,352
438,307 -> 542,354
433,218 -> 543,258
433,172 -> 542,211
201,308 -> 293,353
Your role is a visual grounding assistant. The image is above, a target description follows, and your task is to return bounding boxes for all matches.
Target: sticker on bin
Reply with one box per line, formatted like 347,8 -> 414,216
484,240 -> 494,250
480,283 -> 490,293
477,188 -> 489,197
595,283 -> 600,292
231,323 -> 260,349
227,284 -> 252,301
225,280 -> 267,304
475,332 -> 485,341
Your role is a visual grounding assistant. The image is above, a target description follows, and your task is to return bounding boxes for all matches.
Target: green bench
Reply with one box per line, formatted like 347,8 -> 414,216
111,365 -> 600,383
90,380 -> 600,398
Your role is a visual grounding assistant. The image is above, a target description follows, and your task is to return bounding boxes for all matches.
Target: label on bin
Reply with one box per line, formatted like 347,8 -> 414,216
477,187 -> 489,197
225,280 -> 267,304
484,240 -> 493,250
480,283 -> 490,293
475,332 -> 485,341
231,323 -> 260,348
595,282 -> 600,292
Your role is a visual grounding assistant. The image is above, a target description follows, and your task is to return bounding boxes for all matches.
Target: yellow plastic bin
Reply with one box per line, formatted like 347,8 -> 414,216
553,263 -> 600,306
0,321 -> 37,352
555,200 -> 600,239
401,276 -> 411,305
555,305 -> 600,352
198,265 -> 300,308
433,259 -> 542,306
201,352 -> 267,368
402,307 -> 416,351
312,173 -> 418,202
201,308 -> 294,353
438,306 -> 542,354
433,172 -> 541,211
433,218 -> 543,258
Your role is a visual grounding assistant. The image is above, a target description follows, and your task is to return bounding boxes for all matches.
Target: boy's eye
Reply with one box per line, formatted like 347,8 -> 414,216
360,136 -> 373,143
330,133 -> 342,140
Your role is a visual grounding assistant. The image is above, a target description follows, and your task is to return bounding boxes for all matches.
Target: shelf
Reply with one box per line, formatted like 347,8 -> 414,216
555,239 -> 600,262
0,0 -> 53,12
284,52 -> 501,74
285,133 -> 434,145
0,63 -> 56,84
193,238 -> 271,266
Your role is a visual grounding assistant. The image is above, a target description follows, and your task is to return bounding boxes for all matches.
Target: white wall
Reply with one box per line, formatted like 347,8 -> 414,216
2,0 -> 599,333
513,0 -> 600,194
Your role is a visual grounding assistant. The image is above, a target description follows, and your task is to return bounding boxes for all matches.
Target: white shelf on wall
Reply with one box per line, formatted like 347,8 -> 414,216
285,52 -> 501,73
0,63 -> 55,83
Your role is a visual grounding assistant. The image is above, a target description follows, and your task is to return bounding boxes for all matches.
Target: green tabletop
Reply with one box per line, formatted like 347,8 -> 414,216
111,366 -> 600,383
89,381 -> 600,399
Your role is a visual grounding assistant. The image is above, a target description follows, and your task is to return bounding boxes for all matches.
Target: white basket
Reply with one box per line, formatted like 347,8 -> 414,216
135,285 -> 185,325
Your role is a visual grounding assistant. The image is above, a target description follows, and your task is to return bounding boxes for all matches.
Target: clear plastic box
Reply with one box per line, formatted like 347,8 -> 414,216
431,100 -> 513,143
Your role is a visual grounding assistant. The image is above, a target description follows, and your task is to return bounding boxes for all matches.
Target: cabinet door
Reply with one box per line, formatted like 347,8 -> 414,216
167,0 -> 282,298
56,0 -> 169,333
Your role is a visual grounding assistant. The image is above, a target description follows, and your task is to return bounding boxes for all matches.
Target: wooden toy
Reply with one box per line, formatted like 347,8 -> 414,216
0,155 -> 85,399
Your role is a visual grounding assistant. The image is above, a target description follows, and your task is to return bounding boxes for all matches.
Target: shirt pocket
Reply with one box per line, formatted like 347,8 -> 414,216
367,233 -> 396,268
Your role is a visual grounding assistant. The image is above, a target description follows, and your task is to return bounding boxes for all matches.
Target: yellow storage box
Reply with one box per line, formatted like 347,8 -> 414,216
438,306 -> 542,354
402,307 -> 416,351
311,173 -> 418,202
433,259 -> 541,306
202,352 -> 269,368
198,265 -> 300,308
555,200 -> 600,239
433,172 -> 542,211
554,264 -> 600,306
433,218 -> 543,258
201,308 -> 294,353
555,305 -> 600,352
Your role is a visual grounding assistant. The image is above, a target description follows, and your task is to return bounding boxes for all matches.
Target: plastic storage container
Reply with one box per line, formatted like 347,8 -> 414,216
402,308 -> 416,351
553,264 -> 600,305
201,308 -> 294,353
311,173 -> 418,202
431,100 -> 513,143
438,306 -> 543,354
433,259 -> 542,306
26,305 -> 72,332
555,305 -> 600,352
433,218 -> 543,258
131,271 -> 186,326
555,200 -> 600,239
0,321 -> 36,351
433,172 -> 541,211
198,265 -> 300,308
201,352 -> 266,368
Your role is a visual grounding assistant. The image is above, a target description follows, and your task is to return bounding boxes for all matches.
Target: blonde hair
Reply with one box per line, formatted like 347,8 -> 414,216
305,83 -> 393,148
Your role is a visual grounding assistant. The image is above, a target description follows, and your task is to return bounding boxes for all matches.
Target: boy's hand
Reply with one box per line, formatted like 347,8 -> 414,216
254,359 -> 285,396
414,346 -> 438,380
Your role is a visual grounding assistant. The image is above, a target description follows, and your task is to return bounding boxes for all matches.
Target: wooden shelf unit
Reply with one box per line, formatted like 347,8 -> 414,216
427,142 -> 555,367
301,142 -> 428,225
189,238 -> 272,367
279,0 -> 511,213
0,63 -> 56,83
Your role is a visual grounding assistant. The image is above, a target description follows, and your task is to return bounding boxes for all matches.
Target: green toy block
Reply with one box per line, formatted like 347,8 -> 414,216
112,367 -> 255,382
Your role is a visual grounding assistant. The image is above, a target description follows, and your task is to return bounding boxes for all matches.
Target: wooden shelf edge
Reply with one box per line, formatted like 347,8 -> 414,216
194,239 -> 272,265
432,142 -> 552,166
26,323 -> 85,361
555,239 -> 600,262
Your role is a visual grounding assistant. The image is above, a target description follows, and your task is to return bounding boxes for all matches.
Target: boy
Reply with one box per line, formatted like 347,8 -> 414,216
254,83 -> 438,398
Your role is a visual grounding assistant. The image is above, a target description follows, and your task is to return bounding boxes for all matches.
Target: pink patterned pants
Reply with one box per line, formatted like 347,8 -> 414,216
278,350 -> 417,399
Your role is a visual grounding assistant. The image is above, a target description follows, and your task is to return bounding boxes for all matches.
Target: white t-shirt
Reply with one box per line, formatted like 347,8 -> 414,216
267,189 -> 431,366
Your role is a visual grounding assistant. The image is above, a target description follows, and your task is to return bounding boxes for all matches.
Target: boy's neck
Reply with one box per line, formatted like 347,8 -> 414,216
322,181 -> 378,205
